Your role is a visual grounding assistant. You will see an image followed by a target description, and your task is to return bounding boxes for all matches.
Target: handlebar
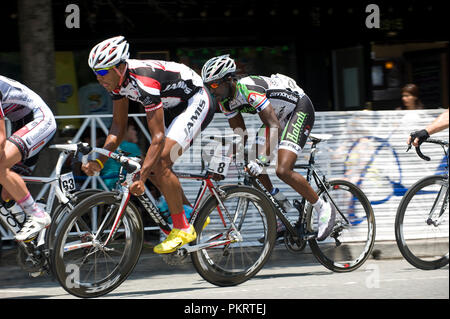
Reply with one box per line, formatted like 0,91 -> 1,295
50,142 -> 141,174
407,139 -> 449,161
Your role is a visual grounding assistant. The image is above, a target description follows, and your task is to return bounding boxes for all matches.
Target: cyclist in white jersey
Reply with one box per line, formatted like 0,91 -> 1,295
202,55 -> 335,241
82,36 -> 216,253
0,75 -> 56,241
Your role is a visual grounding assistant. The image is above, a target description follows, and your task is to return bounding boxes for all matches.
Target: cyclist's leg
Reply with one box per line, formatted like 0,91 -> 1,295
0,140 -> 29,202
6,110 -> 56,240
154,86 -> 215,219
278,95 -> 335,241
152,87 -> 215,253
277,95 -> 316,203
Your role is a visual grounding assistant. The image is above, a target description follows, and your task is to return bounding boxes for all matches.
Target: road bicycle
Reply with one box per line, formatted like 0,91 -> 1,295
243,134 -> 376,272
50,140 -> 277,298
395,138 -> 449,270
0,144 -> 102,277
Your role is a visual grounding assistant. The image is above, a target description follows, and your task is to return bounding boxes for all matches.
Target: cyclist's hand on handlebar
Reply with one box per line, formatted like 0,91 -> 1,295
246,160 -> 264,176
130,180 -> 145,196
408,129 -> 430,149
81,160 -> 102,176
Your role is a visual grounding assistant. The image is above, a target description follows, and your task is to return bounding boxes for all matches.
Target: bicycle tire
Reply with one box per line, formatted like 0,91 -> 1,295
395,175 -> 449,270
51,191 -> 143,298
190,184 -> 277,286
308,179 -> 376,272
46,189 -> 103,250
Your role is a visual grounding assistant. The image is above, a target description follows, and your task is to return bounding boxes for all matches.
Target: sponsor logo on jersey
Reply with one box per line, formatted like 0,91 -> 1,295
267,91 -> 299,103
162,81 -> 193,95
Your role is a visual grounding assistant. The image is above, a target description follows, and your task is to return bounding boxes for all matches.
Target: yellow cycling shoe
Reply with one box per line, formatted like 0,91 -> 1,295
202,216 -> 210,230
154,225 -> 197,254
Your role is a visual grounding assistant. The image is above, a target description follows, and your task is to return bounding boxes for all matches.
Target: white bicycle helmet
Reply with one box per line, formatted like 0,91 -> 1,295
88,35 -> 130,69
201,54 -> 236,83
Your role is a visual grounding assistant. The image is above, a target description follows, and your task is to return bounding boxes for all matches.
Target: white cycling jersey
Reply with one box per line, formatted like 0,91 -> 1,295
218,73 -> 306,122
0,75 -> 56,160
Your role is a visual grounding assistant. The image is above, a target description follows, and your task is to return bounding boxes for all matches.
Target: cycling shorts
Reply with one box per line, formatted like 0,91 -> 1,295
256,94 -> 315,156
165,87 -> 216,151
7,104 -> 57,161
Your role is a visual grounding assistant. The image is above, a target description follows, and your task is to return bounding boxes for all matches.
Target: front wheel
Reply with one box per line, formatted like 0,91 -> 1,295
308,179 -> 376,272
191,185 -> 277,286
51,191 -> 143,298
395,175 -> 449,270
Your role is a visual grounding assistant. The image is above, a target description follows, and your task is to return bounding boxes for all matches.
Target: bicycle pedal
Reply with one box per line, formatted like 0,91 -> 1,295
22,236 -> 37,243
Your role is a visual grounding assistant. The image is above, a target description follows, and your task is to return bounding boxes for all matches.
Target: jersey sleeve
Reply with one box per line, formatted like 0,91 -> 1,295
218,101 -> 238,119
238,82 -> 270,113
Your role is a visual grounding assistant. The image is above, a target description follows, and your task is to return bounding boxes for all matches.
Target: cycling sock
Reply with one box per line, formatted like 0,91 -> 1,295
270,187 -> 279,196
172,211 -> 190,231
312,198 -> 324,212
17,192 -> 45,218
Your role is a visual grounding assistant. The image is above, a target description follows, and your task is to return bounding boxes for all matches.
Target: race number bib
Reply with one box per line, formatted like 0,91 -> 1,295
209,155 -> 231,176
60,172 -> 76,192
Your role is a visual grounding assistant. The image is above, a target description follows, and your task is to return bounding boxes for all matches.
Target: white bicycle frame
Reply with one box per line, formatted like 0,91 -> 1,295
0,145 -> 75,246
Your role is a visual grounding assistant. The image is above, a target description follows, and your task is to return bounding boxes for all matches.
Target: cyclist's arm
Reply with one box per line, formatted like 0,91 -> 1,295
426,109 -> 449,135
228,113 -> 248,145
257,104 -> 281,163
97,97 -> 129,165
139,106 -> 166,182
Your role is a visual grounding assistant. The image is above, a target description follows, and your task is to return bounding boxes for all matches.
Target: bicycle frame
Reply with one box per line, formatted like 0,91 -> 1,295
245,134 -> 350,241
0,149 -> 72,246
61,144 -> 241,255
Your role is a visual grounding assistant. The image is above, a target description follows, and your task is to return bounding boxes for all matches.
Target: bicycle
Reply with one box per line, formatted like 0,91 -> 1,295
395,138 -> 449,270
50,140 -> 277,298
243,133 -> 376,272
0,144 -> 102,277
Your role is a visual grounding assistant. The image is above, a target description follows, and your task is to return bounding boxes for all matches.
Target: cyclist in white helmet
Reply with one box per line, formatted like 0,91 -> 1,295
83,36 -> 216,254
1,75 -> 56,241
202,55 -> 335,241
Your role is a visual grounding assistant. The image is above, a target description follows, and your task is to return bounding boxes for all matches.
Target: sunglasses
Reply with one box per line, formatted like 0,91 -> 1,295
93,65 -> 116,76
207,79 -> 226,89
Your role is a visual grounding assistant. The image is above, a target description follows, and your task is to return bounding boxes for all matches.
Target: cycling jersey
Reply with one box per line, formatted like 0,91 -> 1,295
218,73 -> 306,121
109,60 -> 216,151
0,75 -> 56,160
217,73 -> 314,155
110,59 -> 204,112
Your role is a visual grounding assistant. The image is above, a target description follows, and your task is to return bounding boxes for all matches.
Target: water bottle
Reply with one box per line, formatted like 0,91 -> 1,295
271,188 -> 293,211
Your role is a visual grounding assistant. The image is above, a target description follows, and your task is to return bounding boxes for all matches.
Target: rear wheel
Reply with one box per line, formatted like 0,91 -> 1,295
308,180 -> 376,272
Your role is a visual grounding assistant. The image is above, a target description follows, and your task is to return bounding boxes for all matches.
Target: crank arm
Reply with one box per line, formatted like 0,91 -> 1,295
181,239 -> 237,254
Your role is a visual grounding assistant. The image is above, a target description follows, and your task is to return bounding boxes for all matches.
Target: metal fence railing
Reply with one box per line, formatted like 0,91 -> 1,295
1,109 -> 448,242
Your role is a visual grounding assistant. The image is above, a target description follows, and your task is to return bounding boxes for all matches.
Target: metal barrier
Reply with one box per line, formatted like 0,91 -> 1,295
1,109 -> 449,242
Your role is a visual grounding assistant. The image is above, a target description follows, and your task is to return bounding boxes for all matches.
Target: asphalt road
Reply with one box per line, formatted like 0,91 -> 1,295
0,245 -> 448,301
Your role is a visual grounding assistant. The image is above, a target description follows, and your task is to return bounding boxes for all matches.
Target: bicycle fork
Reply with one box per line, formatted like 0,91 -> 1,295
427,184 -> 448,227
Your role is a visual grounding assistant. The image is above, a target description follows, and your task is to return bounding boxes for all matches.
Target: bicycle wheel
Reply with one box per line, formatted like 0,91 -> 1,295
46,189 -> 103,250
51,191 -> 143,298
308,179 -> 376,272
395,175 -> 449,270
191,185 -> 277,286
